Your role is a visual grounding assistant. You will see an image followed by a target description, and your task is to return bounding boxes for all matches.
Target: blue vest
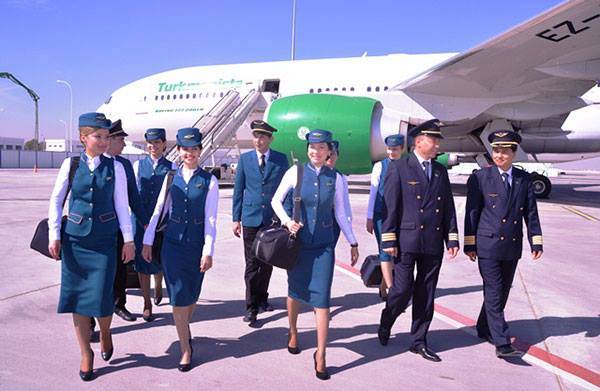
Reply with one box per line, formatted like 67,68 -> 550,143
65,155 -> 118,237
373,158 -> 390,215
297,164 -> 337,247
165,168 -> 212,243
139,155 -> 173,217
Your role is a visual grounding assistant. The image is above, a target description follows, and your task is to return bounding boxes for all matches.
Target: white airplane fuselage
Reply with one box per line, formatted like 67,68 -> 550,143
98,53 -> 600,163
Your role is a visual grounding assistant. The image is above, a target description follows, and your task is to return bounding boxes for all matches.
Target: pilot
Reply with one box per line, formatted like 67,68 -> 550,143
377,119 -> 459,363
232,120 -> 289,324
133,128 -> 177,320
366,134 -> 405,300
464,130 -> 543,358
104,120 -> 149,323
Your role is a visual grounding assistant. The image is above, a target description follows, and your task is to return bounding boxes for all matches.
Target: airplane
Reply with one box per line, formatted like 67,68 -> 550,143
98,0 -> 600,198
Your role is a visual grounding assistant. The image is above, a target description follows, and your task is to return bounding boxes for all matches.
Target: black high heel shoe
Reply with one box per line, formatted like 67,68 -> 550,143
101,333 -> 113,361
178,337 -> 193,372
313,351 -> 330,380
287,334 -> 301,355
79,350 -> 95,382
154,289 -> 163,305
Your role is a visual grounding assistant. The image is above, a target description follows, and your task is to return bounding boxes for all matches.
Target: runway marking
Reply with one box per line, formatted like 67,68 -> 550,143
561,206 -> 599,222
0,283 -> 60,302
334,260 -> 600,390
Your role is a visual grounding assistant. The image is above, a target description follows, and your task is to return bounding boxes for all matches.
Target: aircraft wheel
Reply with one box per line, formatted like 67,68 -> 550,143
531,173 -> 551,198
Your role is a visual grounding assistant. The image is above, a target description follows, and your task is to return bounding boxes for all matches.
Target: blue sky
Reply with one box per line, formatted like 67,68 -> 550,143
0,0 -> 563,139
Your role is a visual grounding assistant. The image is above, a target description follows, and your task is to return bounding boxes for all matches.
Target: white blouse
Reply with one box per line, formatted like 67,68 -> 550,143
367,160 -> 383,219
48,155 -> 133,242
143,166 -> 219,257
271,164 -> 357,245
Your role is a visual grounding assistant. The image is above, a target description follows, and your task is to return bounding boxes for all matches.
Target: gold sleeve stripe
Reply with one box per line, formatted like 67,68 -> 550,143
532,235 -> 543,245
464,235 -> 476,245
381,233 -> 397,241
448,233 -> 459,241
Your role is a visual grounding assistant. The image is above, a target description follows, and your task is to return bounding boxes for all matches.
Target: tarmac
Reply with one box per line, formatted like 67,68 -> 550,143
0,169 -> 598,390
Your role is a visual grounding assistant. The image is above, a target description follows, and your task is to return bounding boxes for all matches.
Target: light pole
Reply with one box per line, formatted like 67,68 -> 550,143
59,120 -> 68,152
56,79 -> 73,152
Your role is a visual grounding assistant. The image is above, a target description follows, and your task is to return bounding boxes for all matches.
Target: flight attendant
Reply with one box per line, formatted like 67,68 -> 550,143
325,140 -> 352,245
48,112 -> 135,381
232,120 -> 289,324
142,127 -> 218,372
464,130 -> 543,357
133,128 -> 177,320
272,129 -> 359,381
366,134 -> 405,299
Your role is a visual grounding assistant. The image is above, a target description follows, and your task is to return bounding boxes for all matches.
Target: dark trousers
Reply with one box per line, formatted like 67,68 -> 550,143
380,252 -> 442,348
243,225 -> 273,311
113,231 -> 127,309
476,258 -> 519,346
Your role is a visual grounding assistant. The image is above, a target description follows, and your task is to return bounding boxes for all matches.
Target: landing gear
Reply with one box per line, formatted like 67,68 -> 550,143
530,173 -> 552,198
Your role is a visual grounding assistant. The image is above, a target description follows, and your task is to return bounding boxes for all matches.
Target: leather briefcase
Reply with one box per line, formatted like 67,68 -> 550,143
252,163 -> 304,270
360,254 -> 382,287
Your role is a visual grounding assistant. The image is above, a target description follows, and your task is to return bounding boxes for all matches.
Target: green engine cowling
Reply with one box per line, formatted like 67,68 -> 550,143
266,94 -> 379,174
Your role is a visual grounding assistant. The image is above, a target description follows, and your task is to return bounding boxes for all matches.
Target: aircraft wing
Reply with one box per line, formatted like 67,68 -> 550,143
393,0 -> 600,132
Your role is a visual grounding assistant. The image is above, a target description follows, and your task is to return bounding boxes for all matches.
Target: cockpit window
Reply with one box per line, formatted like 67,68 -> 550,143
104,96 -> 112,104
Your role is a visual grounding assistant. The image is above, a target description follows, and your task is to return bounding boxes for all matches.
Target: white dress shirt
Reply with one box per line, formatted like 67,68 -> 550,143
48,154 -> 133,242
367,160 -> 383,219
143,166 -> 219,257
497,166 -> 513,186
414,151 -> 432,179
271,164 -> 357,245
256,149 -> 271,166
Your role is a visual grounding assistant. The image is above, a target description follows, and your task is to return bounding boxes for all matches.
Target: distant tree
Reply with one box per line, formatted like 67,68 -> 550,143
24,139 -> 45,151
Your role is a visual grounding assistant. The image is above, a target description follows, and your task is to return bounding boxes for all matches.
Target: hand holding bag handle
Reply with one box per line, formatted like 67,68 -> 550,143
30,156 -> 80,259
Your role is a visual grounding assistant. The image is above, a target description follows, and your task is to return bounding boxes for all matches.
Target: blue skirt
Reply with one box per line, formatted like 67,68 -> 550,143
58,233 -> 117,317
373,213 -> 391,262
288,244 -> 334,308
161,237 -> 205,307
133,219 -> 162,275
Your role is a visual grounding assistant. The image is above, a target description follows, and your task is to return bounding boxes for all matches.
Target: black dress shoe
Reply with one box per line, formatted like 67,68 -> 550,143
154,292 -> 163,306
496,344 -> 522,358
377,325 -> 390,346
101,333 -> 113,361
114,307 -> 137,322
409,346 -> 442,362
242,309 -> 257,323
313,352 -> 330,380
477,332 -> 494,344
178,362 -> 192,372
287,334 -> 301,355
258,301 -> 274,313
79,350 -> 94,382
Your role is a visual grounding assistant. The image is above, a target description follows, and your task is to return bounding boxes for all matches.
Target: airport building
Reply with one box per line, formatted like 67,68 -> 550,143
0,137 -> 24,151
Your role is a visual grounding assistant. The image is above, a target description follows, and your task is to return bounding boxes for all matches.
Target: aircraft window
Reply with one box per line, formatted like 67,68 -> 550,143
317,88 -> 322,93
375,86 -> 380,92
367,86 -> 372,92
333,88 -> 338,91
144,96 -> 147,101
155,96 -> 158,101
384,86 -> 389,91
193,93 -> 196,98
186,94 -> 190,99
167,95 -> 170,100
350,87 -> 355,91
179,94 -> 183,99
342,87 -> 346,91
212,92 -> 216,97
309,88 -> 314,93
220,92 -> 224,97
161,95 -> 164,100
173,94 -> 177,100
206,92 -> 210,98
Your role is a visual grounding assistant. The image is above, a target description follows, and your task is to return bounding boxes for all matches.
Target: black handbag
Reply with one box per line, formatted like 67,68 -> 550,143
360,254 -> 383,287
151,171 -> 175,264
30,157 -> 80,259
251,163 -> 304,270
125,262 -> 141,289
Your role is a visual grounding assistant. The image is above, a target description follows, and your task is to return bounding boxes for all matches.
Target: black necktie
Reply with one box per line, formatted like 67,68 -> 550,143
259,154 -> 265,173
422,161 -> 430,182
502,172 -> 511,194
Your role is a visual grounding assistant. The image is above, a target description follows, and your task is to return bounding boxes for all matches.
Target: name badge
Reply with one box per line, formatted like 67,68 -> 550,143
408,181 -> 419,185
106,176 -> 113,181
488,193 -> 498,197
195,182 -> 204,188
